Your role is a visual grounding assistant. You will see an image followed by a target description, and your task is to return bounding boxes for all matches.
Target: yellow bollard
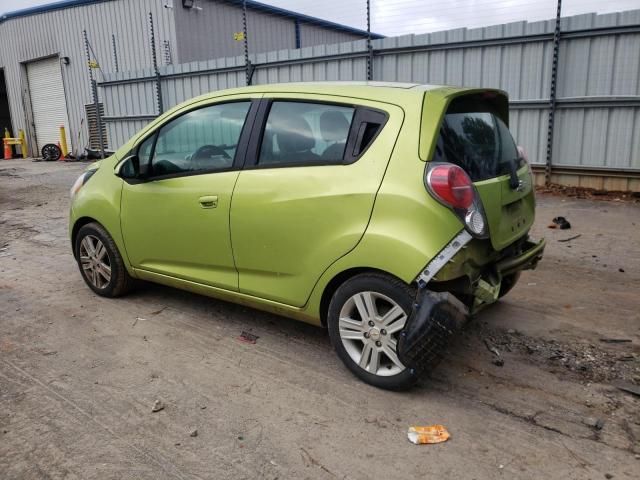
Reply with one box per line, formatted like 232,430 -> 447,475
4,128 -> 10,139
18,130 -> 27,158
59,125 -> 68,157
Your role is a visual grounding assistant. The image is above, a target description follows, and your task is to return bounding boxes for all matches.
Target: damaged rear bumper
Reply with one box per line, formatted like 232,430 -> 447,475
398,289 -> 468,376
471,236 -> 545,308
496,237 -> 545,276
398,232 -> 546,376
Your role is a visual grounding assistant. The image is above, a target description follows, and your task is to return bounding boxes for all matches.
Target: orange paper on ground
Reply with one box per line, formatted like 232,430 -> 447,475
407,425 -> 450,444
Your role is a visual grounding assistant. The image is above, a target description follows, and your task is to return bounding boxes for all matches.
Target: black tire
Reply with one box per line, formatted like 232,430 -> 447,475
74,222 -> 134,297
327,273 -> 418,390
499,272 -> 521,298
41,143 -> 62,161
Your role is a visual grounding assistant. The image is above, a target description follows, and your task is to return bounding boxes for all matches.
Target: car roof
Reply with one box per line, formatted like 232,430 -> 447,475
189,81 -> 465,107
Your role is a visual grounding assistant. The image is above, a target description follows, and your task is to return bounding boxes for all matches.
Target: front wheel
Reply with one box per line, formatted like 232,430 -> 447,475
75,222 -> 134,297
327,273 -> 418,390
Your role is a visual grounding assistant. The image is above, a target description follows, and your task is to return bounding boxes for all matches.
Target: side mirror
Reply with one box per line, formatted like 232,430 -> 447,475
116,155 -> 140,180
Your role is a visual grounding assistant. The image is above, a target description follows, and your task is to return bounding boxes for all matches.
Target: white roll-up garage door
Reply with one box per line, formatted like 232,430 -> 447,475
26,57 -> 71,153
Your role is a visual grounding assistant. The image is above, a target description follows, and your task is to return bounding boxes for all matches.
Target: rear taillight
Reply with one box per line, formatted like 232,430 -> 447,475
427,164 -> 474,209
517,145 -> 532,177
426,163 -> 488,237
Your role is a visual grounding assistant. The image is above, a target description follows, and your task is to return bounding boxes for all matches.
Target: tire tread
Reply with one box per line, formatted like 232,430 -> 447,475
75,222 -> 134,297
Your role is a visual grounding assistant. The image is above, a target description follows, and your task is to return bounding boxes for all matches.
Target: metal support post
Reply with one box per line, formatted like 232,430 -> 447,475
149,12 -> 164,115
545,0 -> 562,186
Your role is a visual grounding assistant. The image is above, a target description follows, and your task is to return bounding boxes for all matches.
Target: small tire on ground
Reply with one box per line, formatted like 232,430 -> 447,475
327,272 -> 418,390
74,222 -> 134,297
41,143 -> 62,161
499,272 -> 521,298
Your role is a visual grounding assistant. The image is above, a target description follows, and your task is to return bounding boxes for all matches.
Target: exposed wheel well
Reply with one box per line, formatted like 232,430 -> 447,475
71,217 -> 99,258
319,267 -> 414,326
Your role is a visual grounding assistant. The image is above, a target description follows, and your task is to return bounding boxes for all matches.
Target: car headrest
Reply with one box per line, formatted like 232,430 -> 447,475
320,111 -> 351,142
275,115 -> 316,153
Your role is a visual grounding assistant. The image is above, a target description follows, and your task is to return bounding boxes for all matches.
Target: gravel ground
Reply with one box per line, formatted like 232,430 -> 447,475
1,160 -> 639,480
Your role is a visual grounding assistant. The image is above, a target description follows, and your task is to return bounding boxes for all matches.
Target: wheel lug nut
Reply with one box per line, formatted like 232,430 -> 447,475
381,329 -> 387,335
364,332 -> 370,338
375,341 -> 382,347
368,321 -> 375,327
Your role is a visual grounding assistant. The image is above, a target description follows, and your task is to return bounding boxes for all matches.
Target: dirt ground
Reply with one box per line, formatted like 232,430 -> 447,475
1,160 -> 639,480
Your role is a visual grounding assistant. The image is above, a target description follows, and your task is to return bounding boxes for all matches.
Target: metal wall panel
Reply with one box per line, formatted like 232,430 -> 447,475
174,0 -> 297,63
299,22 -> 362,47
106,119 -> 151,152
99,9 -> 640,174
0,0 -> 177,153
173,1 -> 366,65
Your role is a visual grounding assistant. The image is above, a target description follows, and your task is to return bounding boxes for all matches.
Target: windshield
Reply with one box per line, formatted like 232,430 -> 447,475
433,109 -> 525,182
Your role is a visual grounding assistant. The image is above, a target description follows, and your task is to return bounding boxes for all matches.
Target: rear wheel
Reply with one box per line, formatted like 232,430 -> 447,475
75,222 -> 134,297
327,273 -> 417,390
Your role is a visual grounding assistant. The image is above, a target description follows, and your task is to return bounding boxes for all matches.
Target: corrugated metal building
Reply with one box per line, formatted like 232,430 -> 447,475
0,0 -> 377,157
97,8 -> 640,191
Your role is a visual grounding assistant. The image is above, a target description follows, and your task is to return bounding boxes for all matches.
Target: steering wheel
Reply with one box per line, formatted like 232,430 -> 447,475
191,145 -> 231,170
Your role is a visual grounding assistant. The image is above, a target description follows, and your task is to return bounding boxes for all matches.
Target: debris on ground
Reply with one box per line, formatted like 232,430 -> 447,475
189,428 -> 198,437
407,425 -> 450,445
613,381 -> 640,397
132,316 -> 146,327
483,338 -> 504,367
469,325 -> 640,383
536,184 -> 640,203
618,268 -> 625,273
599,338 -> 632,344
150,307 -> 167,315
238,331 -> 259,344
617,354 -> 635,362
558,234 -> 581,242
152,400 -> 165,412
549,216 -> 571,230
582,417 -> 604,430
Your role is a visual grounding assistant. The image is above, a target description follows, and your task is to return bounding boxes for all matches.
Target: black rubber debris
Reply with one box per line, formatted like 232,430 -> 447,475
552,216 -> 571,229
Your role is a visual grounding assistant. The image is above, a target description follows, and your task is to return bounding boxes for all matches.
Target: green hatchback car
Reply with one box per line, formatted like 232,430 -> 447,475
70,82 -> 544,389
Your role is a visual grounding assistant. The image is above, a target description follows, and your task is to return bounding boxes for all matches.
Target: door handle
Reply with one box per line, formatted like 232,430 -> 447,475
198,195 -> 218,209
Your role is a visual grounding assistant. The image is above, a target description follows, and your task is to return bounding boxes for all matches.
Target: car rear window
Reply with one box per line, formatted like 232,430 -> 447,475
432,99 -> 525,182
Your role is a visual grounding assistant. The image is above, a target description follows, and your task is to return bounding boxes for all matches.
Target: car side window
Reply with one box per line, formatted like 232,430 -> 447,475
147,101 -> 251,177
258,102 -> 355,166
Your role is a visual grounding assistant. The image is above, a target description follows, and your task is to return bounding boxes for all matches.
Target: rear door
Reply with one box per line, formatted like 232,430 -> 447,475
431,93 -> 534,250
230,95 -> 403,307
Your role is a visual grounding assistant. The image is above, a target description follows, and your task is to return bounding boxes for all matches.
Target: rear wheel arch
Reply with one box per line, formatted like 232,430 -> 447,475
319,267 -> 416,326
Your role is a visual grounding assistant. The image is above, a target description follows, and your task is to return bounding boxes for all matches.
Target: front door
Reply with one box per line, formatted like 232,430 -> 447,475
121,99 -> 255,290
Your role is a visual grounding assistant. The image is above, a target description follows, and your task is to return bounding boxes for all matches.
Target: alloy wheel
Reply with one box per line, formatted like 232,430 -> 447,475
338,291 -> 407,376
79,235 -> 111,289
